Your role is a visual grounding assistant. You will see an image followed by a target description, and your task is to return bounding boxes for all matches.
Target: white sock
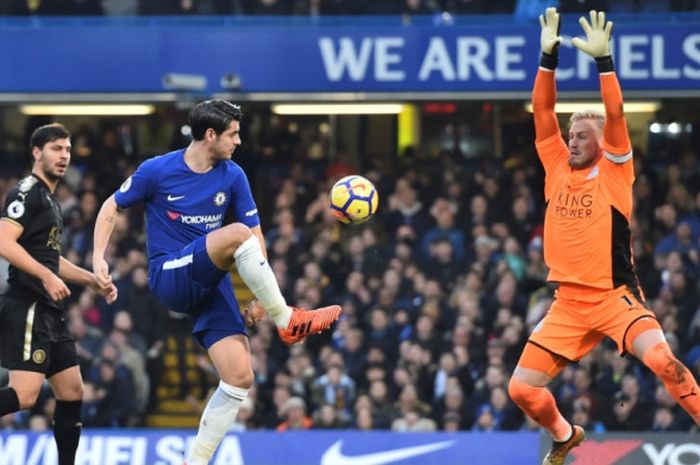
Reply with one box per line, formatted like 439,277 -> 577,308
187,382 -> 249,465
234,235 -> 292,328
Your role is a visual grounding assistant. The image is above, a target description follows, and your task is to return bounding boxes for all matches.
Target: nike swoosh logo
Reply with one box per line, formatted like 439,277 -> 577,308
320,440 -> 455,465
167,195 -> 185,201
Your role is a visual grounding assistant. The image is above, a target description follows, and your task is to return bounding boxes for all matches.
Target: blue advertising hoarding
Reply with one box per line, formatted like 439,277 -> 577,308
2,429 -> 699,465
0,15 -> 699,96
0,430 -> 538,465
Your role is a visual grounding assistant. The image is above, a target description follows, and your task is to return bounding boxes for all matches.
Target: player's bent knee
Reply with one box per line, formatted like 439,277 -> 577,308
508,378 -> 535,406
221,223 -> 253,249
223,222 -> 252,240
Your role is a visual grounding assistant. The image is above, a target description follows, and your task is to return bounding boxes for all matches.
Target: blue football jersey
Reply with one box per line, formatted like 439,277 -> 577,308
114,149 -> 260,263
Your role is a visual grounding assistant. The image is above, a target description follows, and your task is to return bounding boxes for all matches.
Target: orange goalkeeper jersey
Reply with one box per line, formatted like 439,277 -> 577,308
533,69 -> 638,291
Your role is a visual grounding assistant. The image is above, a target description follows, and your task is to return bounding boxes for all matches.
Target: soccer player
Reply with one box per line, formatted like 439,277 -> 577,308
508,9 -> 700,465
0,123 -> 118,465
92,100 -> 341,465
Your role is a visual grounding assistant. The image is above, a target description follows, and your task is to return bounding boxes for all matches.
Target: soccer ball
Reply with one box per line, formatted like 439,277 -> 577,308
329,175 -> 379,225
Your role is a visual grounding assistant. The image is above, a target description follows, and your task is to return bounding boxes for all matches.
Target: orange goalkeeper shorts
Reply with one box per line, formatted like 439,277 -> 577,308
528,284 -> 658,361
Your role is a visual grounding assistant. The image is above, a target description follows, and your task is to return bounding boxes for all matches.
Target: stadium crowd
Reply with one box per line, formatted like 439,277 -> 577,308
0,0 -> 698,16
0,109 -> 699,434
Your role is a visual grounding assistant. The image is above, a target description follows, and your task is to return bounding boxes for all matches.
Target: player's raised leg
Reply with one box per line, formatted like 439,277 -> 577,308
205,222 -> 291,326
205,222 -> 341,344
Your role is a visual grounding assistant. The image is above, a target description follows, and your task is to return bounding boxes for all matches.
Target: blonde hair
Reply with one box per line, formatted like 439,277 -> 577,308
569,110 -> 605,130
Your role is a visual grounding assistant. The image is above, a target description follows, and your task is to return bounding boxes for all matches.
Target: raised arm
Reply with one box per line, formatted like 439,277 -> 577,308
533,7 -> 563,143
572,10 -> 632,157
92,194 -> 120,289
600,71 -> 631,156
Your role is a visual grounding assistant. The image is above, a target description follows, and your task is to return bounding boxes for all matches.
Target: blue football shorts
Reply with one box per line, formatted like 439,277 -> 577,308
148,235 -> 246,349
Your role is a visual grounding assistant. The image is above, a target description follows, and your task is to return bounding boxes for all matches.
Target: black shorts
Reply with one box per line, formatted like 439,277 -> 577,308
0,293 -> 78,377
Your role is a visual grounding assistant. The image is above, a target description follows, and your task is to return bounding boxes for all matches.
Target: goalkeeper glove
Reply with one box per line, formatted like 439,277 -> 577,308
572,10 -> 615,72
539,7 -> 562,70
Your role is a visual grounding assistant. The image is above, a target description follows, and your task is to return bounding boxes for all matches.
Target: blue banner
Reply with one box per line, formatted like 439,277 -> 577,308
0,429 -> 538,465
0,16 -> 699,94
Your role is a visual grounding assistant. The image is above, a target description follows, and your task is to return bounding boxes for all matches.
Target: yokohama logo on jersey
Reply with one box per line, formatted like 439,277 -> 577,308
166,211 -> 223,229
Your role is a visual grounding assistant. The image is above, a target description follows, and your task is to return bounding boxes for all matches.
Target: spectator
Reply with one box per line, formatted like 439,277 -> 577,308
276,397 -> 313,431
312,403 -> 347,429
391,409 -> 437,431
385,178 -> 431,239
311,364 -> 356,422
91,359 -> 135,427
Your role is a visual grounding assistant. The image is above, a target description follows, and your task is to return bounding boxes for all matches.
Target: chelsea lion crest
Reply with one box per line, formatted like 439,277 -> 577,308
214,192 -> 227,206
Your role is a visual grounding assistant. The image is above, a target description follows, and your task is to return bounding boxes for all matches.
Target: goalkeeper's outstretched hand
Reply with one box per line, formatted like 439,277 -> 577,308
539,7 -> 562,55
572,10 -> 613,58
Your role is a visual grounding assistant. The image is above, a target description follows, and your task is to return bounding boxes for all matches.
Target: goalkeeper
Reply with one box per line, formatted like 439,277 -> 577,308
507,8 -> 700,465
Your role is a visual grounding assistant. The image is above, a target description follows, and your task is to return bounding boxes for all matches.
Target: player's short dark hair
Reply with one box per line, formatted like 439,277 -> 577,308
188,100 -> 242,140
29,123 -> 71,151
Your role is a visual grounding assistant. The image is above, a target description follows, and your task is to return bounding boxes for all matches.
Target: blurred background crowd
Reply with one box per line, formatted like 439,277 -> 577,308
0,0 -> 698,16
0,103 -> 699,435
